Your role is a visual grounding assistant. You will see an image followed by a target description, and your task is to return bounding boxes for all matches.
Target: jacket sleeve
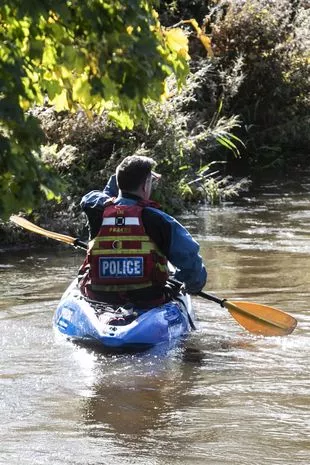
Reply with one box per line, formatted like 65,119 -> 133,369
80,175 -> 118,239
169,217 -> 207,293
145,208 -> 207,293
80,175 -> 118,209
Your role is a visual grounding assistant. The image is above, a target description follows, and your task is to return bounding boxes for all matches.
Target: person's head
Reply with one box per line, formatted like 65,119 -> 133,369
116,154 -> 161,200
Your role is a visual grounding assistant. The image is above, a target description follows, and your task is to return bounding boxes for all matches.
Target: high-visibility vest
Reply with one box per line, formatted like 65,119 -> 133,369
86,201 -> 169,293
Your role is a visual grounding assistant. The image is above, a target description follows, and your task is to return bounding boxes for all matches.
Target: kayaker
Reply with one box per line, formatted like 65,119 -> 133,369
78,153 -> 207,307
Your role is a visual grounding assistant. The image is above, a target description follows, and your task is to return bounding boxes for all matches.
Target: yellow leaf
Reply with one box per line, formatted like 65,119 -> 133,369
19,97 -> 31,111
181,19 -> 213,58
126,25 -> 133,35
50,89 -> 69,111
59,65 -> 71,79
164,28 -> 190,60
72,76 -> 93,106
152,10 -> 159,19
199,33 -> 214,57
42,43 -> 56,66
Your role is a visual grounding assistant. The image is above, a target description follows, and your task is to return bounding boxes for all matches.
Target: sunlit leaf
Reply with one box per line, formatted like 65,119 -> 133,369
42,42 -> 57,66
40,184 -> 60,201
50,88 -> 69,111
216,136 -> 241,157
72,76 -> 92,106
108,110 -> 135,130
164,28 -> 190,60
180,19 -> 213,58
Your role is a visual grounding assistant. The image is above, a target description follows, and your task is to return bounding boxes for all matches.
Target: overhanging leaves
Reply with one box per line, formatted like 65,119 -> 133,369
0,0 -> 192,219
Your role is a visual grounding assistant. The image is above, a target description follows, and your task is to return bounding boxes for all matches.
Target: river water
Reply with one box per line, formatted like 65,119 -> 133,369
1,184 -> 309,465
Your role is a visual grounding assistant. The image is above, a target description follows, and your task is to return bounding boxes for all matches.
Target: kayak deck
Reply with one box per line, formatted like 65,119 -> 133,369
53,279 -> 195,351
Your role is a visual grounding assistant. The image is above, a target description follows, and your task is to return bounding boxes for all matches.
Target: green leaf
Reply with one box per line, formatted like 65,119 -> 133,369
108,110 -> 135,130
0,0 -> 192,217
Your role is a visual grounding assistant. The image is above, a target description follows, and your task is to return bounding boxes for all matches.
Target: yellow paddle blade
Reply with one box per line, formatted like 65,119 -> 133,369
10,215 -> 77,246
224,300 -> 297,336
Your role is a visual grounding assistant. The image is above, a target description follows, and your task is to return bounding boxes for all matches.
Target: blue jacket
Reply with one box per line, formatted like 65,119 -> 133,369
81,176 -> 207,293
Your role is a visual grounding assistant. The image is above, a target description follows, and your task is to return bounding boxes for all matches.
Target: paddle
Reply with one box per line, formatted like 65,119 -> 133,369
168,274 -> 297,336
198,291 -> 297,336
10,215 -> 87,250
10,215 -> 297,336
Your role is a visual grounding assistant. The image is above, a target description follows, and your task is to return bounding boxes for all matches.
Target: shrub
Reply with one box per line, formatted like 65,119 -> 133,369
33,61 -> 247,222
211,0 -> 310,176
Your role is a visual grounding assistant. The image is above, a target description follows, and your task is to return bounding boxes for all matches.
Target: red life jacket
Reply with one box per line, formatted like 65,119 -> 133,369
85,200 -> 169,294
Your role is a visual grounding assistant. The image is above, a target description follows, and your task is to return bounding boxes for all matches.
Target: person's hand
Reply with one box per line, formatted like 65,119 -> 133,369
164,281 -> 182,300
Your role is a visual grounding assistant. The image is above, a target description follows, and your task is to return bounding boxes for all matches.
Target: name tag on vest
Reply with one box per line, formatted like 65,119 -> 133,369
99,257 -> 143,278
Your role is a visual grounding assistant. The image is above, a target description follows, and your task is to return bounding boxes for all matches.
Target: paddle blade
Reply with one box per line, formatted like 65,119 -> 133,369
224,300 -> 297,336
10,215 -> 77,246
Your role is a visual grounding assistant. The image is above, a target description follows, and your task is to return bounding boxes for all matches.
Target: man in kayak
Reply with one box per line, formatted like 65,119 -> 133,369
78,153 -> 207,307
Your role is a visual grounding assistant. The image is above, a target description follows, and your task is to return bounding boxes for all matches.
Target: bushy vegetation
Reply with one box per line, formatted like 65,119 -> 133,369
1,0 -> 309,245
162,0 -> 310,177
211,0 -> 310,177
0,0 -> 190,220
34,63 -> 248,217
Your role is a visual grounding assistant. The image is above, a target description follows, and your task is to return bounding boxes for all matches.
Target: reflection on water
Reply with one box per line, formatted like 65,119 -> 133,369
80,349 -> 199,436
1,185 -> 310,465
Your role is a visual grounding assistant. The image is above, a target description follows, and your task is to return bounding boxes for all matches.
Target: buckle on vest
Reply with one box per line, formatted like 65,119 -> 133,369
116,216 -> 125,226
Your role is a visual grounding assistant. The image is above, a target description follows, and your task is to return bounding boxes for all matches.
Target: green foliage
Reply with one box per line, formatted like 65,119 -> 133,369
0,110 -> 64,219
159,0 -> 310,178
0,0 -> 191,219
28,62 -> 247,225
1,1 -> 189,118
211,0 -> 310,175
143,68 -> 247,208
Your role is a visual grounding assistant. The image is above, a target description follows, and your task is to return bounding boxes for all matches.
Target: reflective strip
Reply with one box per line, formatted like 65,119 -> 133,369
101,218 -> 115,226
102,217 -> 140,226
125,217 -> 140,225
92,237 -> 153,253
95,236 -> 150,242
91,282 -> 153,291
91,246 -> 154,255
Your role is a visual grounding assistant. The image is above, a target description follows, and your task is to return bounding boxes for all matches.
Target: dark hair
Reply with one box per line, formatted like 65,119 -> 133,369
116,155 -> 156,192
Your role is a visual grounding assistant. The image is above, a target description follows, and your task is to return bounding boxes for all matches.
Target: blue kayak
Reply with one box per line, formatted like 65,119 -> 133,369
53,279 -> 195,351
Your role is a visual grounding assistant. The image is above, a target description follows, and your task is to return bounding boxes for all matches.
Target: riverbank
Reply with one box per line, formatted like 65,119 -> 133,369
1,175 -> 309,250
